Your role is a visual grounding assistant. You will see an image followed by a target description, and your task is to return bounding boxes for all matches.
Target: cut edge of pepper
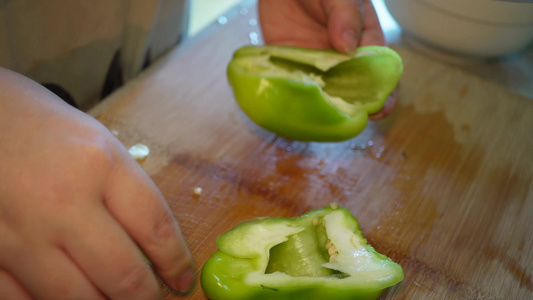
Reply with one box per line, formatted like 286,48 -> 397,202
242,207 -> 404,289
229,53 -> 369,119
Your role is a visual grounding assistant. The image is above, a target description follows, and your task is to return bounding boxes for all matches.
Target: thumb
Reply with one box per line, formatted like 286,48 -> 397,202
323,0 -> 364,54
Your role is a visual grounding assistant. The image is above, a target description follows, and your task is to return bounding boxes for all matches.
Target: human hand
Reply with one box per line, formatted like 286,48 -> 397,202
0,67 -> 193,299
258,0 -> 396,119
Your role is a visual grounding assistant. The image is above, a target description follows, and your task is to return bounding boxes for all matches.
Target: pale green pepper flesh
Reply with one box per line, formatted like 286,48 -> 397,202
227,45 -> 403,142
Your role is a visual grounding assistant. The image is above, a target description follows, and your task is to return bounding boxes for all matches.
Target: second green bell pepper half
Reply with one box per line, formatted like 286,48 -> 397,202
201,205 -> 404,299
227,45 -> 403,142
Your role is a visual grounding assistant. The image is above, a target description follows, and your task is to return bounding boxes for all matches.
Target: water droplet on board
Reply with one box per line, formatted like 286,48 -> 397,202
374,146 -> 386,159
367,140 -> 374,146
217,16 -> 228,25
348,142 -> 368,151
240,7 -> 248,15
248,18 -> 257,26
249,31 -> 259,45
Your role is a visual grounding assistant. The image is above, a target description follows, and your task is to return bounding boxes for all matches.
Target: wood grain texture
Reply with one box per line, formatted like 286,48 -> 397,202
93,2 -> 533,299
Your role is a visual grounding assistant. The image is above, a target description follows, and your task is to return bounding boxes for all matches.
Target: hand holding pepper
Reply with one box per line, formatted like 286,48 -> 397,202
258,0 -> 396,120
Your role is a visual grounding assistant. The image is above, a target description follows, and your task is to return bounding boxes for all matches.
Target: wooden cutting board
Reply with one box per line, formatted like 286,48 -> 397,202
92,2 -> 533,299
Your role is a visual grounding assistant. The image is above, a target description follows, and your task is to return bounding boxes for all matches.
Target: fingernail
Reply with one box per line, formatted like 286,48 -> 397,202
342,29 -> 358,55
175,267 -> 194,292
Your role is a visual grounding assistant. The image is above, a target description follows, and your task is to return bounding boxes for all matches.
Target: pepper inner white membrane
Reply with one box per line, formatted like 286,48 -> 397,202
246,209 -> 400,288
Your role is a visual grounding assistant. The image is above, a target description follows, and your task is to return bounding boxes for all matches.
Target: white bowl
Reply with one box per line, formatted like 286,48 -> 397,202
383,0 -> 533,58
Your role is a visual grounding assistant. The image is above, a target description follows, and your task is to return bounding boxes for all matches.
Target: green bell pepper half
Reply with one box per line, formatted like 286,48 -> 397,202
201,205 -> 404,299
227,45 -> 403,142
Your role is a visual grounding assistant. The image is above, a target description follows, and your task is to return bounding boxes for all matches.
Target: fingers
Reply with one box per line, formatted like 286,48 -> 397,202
323,0 -> 385,53
259,0 -> 332,49
2,247 -> 105,300
359,0 -> 386,46
322,0 -> 364,53
258,0 -> 385,51
103,153 -> 193,292
63,204 -> 163,300
0,269 -> 32,300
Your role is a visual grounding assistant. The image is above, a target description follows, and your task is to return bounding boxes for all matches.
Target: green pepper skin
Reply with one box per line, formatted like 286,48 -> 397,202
227,45 -> 403,142
201,206 -> 404,300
